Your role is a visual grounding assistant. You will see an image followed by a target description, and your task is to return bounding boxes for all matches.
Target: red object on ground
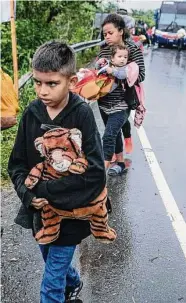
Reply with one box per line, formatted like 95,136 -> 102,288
132,35 -> 144,52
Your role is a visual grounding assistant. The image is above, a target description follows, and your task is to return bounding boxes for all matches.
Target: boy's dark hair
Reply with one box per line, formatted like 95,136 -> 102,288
32,41 -> 76,76
101,13 -> 130,40
110,44 -> 129,58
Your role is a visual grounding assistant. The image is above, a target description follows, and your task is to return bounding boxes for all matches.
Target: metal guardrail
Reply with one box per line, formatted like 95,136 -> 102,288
18,72 -> 33,89
18,39 -> 101,90
72,39 -> 101,51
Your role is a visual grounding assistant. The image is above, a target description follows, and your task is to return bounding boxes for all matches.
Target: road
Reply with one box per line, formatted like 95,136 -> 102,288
1,48 -> 186,303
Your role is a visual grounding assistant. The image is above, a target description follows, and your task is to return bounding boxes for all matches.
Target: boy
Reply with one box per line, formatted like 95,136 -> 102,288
8,41 -> 106,303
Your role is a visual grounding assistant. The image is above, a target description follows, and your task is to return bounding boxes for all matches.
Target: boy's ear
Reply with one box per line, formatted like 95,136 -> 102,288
69,75 -> 78,90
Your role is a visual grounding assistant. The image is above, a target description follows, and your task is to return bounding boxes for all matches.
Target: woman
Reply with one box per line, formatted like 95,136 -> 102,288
97,13 -> 145,176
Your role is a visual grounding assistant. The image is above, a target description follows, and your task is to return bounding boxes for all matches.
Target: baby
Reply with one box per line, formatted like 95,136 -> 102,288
95,44 -> 129,92
73,45 -> 138,102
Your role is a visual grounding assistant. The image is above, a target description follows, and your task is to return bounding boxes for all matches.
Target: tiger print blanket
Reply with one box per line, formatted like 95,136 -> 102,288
25,127 -> 116,244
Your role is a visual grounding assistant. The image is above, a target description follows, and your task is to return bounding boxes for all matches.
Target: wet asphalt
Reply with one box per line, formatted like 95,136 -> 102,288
1,47 -> 186,303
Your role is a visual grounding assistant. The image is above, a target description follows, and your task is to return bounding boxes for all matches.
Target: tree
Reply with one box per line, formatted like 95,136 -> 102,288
1,1 -> 101,76
131,9 -> 155,27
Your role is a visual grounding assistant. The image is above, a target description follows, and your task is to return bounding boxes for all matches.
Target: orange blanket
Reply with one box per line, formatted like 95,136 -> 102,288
71,69 -> 114,101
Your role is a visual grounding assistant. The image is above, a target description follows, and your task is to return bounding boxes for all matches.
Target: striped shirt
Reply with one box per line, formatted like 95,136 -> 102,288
97,40 -> 145,114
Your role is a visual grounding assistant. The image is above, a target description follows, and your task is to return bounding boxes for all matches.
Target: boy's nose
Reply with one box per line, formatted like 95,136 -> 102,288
39,84 -> 49,96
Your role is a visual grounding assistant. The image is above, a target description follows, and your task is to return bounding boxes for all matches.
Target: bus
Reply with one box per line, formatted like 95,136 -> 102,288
154,1 -> 186,48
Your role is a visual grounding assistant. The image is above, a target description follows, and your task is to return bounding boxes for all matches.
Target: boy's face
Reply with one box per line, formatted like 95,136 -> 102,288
33,70 -> 77,108
111,49 -> 128,67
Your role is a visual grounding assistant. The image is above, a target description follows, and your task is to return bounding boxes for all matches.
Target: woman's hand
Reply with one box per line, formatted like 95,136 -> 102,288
31,197 -> 49,209
106,66 -> 113,74
98,58 -> 106,67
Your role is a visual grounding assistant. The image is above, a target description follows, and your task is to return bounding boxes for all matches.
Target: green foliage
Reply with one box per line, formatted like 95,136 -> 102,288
1,47 -> 98,182
1,1 -> 102,183
103,1 -> 118,13
1,0 -> 101,76
76,47 -> 99,69
1,23 -> 12,76
131,9 -> 155,28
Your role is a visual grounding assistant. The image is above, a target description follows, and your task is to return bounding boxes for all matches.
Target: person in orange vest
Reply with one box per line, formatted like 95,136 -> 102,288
1,69 -> 19,130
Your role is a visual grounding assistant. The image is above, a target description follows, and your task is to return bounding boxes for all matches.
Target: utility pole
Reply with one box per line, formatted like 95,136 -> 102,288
10,0 -> 18,97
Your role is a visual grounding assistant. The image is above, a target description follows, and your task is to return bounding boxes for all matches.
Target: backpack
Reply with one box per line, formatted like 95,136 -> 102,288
122,80 -> 140,110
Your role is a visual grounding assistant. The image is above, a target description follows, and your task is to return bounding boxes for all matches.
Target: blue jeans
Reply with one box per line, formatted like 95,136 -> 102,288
100,109 -> 130,161
39,244 -> 80,303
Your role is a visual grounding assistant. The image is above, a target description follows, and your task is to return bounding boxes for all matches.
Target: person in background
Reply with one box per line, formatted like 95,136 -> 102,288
99,15 -> 138,161
96,13 -> 145,176
96,44 -> 136,158
177,26 -> 186,51
151,25 -> 156,46
1,69 -> 19,130
147,27 -> 152,45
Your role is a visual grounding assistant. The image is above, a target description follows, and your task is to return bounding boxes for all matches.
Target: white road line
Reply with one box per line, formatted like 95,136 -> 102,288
132,114 -> 186,259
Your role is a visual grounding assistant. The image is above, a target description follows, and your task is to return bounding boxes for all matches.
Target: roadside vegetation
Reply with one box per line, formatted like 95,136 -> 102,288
1,1 -> 100,182
1,1 -> 154,183
131,9 -> 155,27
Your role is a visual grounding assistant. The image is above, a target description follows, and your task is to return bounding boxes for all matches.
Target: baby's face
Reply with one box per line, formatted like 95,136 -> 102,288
111,49 -> 128,67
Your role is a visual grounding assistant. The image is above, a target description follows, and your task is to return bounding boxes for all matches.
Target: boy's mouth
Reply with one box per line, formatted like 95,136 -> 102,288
41,99 -> 51,103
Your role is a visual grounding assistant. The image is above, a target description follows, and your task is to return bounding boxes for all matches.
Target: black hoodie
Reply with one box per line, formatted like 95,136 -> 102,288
8,92 -> 106,245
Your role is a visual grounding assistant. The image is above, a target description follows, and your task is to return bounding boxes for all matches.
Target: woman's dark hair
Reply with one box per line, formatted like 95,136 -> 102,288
101,13 -> 130,40
101,30 -> 104,41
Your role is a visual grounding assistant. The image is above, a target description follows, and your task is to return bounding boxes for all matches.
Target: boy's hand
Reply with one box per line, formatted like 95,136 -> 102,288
31,197 -> 49,209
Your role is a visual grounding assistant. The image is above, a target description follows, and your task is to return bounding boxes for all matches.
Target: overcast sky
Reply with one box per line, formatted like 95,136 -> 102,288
117,0 -> 185,11
120,1 -> 162,10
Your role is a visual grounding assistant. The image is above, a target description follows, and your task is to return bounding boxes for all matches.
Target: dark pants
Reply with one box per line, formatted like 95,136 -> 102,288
151,34 -> 155,45
100,109 -> 130,161
122,119 -> 131,139
178,38 -> 184,51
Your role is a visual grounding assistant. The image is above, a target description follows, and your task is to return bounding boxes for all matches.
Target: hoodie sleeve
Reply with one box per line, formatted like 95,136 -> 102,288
8,113 -> 36,209
33,104 -> 106,210
112,66 -> 127,79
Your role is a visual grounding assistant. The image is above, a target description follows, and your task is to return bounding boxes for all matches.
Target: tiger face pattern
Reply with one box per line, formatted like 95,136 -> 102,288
25,127 -> 116,245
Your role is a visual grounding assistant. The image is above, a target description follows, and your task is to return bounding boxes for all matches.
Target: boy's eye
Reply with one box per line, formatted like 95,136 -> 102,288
48,82 -> 57,87
34,80 -> 41,85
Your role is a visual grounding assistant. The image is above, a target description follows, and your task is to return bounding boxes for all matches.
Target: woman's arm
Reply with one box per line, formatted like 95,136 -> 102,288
129,44 -> 145,83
